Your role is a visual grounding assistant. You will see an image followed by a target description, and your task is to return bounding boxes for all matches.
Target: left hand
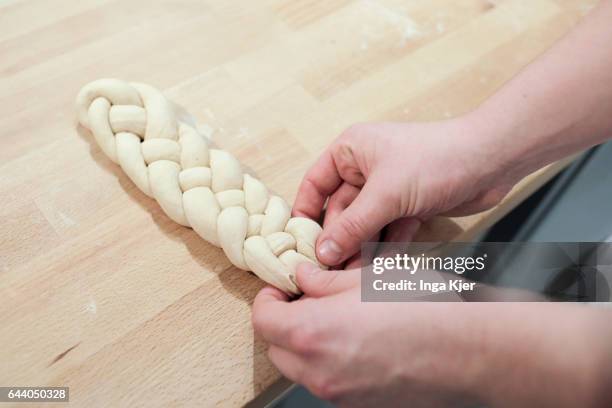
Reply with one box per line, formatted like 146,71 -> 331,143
252,264 -> 486,407
253,264 -> 612,407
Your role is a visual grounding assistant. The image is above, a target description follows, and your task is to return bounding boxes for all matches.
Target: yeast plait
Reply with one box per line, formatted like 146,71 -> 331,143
76,78 -> 323,295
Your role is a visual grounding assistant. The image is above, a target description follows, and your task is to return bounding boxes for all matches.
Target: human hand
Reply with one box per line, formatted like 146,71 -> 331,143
293,119 -> 520,267
252,264 -> 487,407
253,264 -> 612,408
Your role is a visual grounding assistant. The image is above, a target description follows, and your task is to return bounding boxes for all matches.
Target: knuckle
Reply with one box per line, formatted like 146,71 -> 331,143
489,188 -> 509,204
266,346 -> 276,363
376,188 -> 402,212
481,196 -> 501,209
480,188 -> 508,209
338,212 -> 369,239
377,188 -> 400,209
307,376 -> 340,401
340,123 -> 364,139
336,124 -> 370,151
303,177 -> 326,201
251,311 -> 267,334
329,184 -> 359,208
288,323 -> 319,355
318,270 -> 340,293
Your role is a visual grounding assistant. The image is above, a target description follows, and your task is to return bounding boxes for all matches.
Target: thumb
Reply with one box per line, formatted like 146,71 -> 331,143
317,180 -> 398,265
297,263 -> 360,297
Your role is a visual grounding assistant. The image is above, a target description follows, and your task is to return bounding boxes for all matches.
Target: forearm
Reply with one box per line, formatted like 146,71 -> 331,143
475,304 -> 612,408
466,0 -> 612,182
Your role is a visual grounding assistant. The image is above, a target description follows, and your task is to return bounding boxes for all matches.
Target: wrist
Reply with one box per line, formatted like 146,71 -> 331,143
446,113 -> 521,191
460,91 -> 599,191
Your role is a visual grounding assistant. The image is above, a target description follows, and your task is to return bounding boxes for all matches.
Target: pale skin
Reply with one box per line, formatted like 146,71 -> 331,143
253,1 -> 612,407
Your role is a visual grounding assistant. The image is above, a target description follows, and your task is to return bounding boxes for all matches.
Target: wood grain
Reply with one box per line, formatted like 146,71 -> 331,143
0,0 -> 598,406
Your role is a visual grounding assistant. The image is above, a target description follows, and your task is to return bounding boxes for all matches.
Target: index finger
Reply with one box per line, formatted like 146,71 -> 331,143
292,150 -> 343,220
252,286 -> 299,347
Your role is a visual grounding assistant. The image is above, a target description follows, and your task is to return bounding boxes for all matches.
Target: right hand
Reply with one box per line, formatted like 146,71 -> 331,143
293,118 -> 521,266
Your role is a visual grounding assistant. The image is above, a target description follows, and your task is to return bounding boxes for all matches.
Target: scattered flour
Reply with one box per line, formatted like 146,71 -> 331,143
85,298 -> 97,315
358,0 -> 422,47
199,123 -> 215,141
57,211 -> 76,227
239,127 -> 250,139
203,108 -> 216,120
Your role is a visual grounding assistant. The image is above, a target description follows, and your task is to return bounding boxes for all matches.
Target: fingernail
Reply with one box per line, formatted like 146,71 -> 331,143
318,240 -> 342,264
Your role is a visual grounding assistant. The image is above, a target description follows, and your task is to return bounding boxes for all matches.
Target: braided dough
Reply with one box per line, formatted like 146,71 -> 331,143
76,79 -> 323,295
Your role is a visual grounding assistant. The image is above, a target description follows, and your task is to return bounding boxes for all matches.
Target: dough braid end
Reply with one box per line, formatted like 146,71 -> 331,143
76,79 -> 324,295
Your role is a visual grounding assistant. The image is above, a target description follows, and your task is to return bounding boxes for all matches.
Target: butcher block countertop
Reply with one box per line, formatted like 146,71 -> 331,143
0,0 -> 598,406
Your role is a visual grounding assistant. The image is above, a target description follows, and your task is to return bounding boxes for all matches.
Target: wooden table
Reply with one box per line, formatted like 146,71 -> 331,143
0,0 -> 597,406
